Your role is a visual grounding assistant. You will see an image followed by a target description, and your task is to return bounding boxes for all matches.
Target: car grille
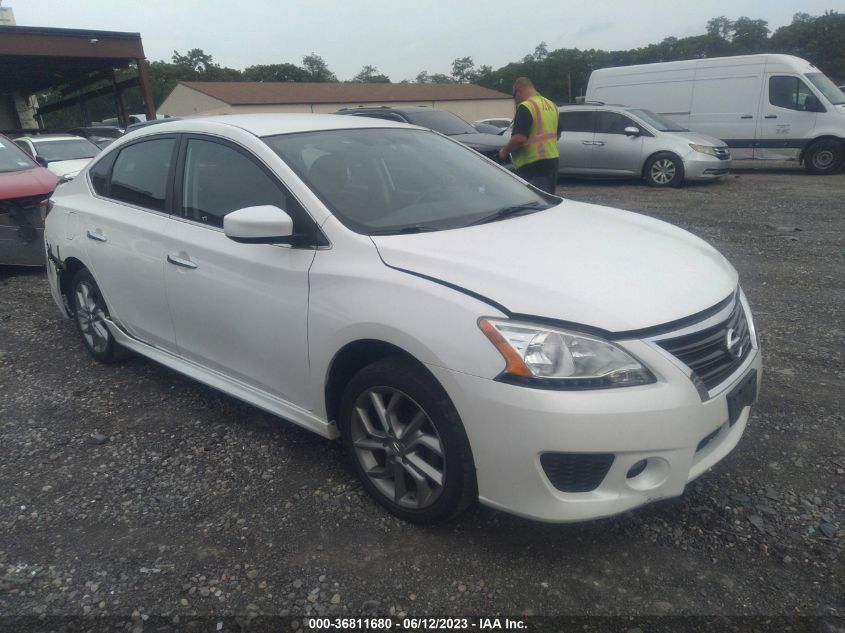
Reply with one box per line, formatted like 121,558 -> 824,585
713,147 -> 731,161
657,296 -> 752,391
540,453 -> 614,493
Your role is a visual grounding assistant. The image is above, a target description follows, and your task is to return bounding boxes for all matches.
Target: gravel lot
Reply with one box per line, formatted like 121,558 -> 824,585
0,162 -> 842,628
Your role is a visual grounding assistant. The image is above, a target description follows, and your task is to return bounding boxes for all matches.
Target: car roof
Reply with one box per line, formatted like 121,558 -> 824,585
21,134 -> 87,143
337,106 -> 441,114
125,113 -> 415,139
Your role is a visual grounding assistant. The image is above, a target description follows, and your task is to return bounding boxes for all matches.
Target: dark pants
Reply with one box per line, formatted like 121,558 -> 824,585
515,157 -> 559,195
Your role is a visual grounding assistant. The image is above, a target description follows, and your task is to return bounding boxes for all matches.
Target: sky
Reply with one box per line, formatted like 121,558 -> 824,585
10,0 -> 841,81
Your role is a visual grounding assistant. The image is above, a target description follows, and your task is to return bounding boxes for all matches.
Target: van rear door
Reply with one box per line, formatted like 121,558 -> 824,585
755,75 -> 818,160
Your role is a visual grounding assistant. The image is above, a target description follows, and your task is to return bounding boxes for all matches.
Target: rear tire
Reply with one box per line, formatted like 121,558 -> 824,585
644,153 -> 684,188
70,268 -> 130,363
338,356 -> 476,524
804,140 -> 844,174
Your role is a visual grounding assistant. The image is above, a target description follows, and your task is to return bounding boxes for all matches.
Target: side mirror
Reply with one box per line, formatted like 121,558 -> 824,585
224,205 -> 293,244
624,126 -> 641,137
803,94 -> 825,112
35,156 -> 49,167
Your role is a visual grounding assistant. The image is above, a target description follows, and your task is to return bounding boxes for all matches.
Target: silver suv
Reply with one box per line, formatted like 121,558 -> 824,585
558,104 -> 731,187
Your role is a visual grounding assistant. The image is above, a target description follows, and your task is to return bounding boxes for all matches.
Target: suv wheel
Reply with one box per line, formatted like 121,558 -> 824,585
645,153 -> 684,187
71,268 -> 129,363
804,140 -> 844,174
338,357 -> 476,524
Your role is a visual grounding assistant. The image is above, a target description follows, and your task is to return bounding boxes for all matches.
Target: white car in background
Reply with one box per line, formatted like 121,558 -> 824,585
14,134 -> 100,181
44,114 -> 761,524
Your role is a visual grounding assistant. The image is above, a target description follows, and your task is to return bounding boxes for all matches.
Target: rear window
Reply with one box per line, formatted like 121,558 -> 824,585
32,138 -> 99,162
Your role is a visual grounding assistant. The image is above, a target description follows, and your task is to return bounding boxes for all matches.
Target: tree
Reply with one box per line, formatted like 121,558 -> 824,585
351,65 -> 391,83
242,63 -> 310,82
172,48 -> 214,72
533,42 -> 549,61
706,16 -> 733,40
413,70 -> 453,84
451,56 -> 476,83
301,53 -> 338,82
731,16 -> 769,52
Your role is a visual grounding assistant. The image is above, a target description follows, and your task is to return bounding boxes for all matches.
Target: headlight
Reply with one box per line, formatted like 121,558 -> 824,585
689,144 -> 718,156
478,318 -> 655,389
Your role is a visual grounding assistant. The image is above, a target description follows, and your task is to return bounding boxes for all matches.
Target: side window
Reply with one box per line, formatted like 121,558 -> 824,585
559,111 -> 594,133
180,138 -> 288,228
109,138 -> 176,211
769,76 -> 814,111
595,112 -> 636,135
88,154 -> 115,196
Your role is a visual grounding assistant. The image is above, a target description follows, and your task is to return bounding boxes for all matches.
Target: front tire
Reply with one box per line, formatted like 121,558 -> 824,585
804,140 -> 844,174
71,268 -> 129,363
644,153 -> 684,187
338,357 -> 476,524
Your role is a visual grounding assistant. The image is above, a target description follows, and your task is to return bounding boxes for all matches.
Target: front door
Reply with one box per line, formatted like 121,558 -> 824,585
756,75 -> 819,160
590,111 -> 644,175
164,136 -> 316,408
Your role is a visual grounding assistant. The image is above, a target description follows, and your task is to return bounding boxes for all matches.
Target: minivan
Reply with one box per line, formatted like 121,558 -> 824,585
586,54 -> 845,174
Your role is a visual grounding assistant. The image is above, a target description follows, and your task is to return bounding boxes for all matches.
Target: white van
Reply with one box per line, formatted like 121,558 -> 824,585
586,54 -> 845,174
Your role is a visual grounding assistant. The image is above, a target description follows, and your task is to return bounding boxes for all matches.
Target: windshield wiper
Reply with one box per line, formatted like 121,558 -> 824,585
368,225 -> 440,236
467,202 -> 549,227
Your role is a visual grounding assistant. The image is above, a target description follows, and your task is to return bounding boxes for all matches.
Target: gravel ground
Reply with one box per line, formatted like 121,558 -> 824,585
0,162 -> 842,627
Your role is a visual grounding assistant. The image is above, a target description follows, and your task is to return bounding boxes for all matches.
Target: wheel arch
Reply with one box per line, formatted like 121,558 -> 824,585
324,339 -> 437,426
799,136 -> 845,163
59,256 -> 88,314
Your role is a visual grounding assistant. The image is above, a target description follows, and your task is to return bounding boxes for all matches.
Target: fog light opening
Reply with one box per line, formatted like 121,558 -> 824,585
625,457 -> 670,491
626,460 -> 647,479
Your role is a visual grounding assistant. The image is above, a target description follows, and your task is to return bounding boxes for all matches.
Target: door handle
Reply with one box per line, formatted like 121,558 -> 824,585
167,254 -> 197,270
86,230 -> 107,243
581,140 -> 594,145
593,141 -> 606,146
740,115 -> 753,119
764,115 -> 777,119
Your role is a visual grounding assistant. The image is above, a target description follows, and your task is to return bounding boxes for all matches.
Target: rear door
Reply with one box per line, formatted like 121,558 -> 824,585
755,75 -> 819,159
164,135 -> 316,407
80,135 -> 180,350
590,111 -> 644,175
557,110 -> 595,174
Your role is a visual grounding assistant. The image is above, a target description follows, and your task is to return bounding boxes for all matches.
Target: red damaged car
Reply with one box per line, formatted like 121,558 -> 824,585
0,133 -> 58,266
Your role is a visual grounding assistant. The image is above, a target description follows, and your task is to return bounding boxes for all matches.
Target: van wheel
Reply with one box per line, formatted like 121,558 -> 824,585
645,153 -> 684,188
804,140 -> 844,174
71,268 -> 130,363
338,356 -> 476,524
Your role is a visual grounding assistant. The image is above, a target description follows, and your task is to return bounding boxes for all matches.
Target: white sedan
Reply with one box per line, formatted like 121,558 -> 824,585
44,114 -> 761,523
14,134 -> 100,181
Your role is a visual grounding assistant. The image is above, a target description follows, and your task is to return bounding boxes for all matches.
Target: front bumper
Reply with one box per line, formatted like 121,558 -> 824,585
427,339 -> 761,523
683,153 -> 732,180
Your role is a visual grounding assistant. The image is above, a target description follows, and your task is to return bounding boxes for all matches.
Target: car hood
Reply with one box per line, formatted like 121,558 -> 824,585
0,166 -> 58,200
448,132 -> 508,150
667,130 -> 729,148
372,201 -> 738,334
46,158 -> 92,179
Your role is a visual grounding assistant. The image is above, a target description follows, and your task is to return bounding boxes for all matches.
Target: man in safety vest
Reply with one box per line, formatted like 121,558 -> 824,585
498,77 -> 562,194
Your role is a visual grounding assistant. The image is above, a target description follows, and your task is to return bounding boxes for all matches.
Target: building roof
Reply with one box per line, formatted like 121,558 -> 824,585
179,82 -> 511,105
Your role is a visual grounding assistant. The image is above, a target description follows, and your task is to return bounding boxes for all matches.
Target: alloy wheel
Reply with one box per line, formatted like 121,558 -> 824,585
650,159 -> 676,185
350,387 -> 446,510
75,281 -> 109,354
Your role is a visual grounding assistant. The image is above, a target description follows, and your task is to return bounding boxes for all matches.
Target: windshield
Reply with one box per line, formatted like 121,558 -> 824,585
0,139 -> 36,173
806,72 -> 845,105
402,110 -> 478,136
33,138 -> 99,162
264,128 -> 554,234
627,109 -> 688,132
